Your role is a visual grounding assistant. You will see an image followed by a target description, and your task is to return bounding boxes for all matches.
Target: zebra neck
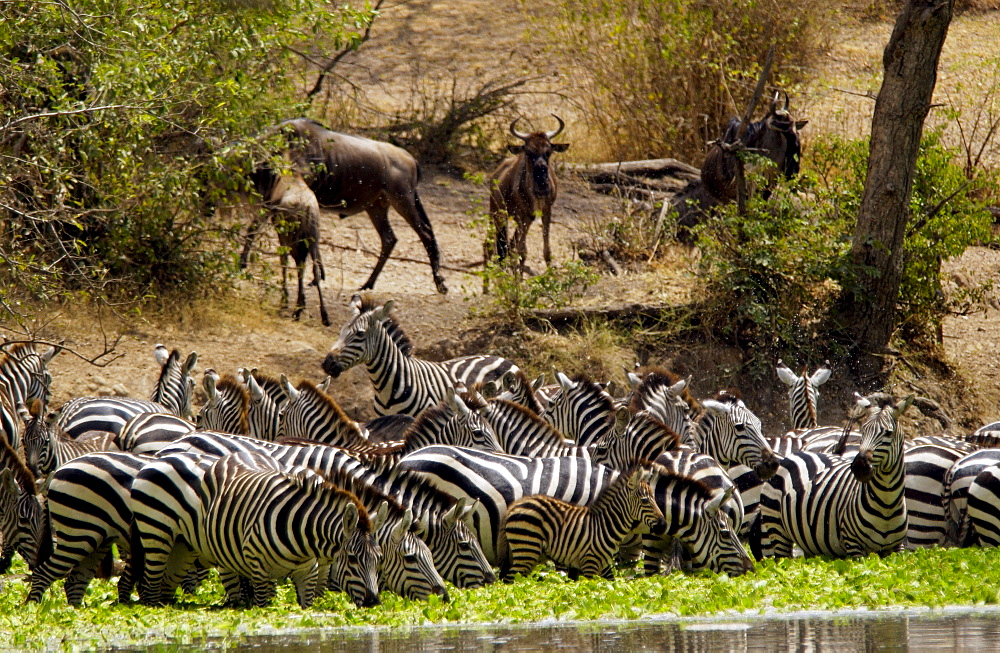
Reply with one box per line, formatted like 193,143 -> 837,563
865,448 -> 906,503
365,327 -> 420,414
690,415 -> 729,468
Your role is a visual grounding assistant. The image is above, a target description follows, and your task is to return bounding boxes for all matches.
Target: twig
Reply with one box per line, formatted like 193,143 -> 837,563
307,0 -> 386,100
327,243 -> 477,272
831,87 -> 878,101
1,104 -> 141,132
0,338 -> 124,367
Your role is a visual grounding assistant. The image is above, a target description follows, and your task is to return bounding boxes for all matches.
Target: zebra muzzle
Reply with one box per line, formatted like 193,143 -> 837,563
321,353 -> 345,378
851,450 -> 874,484
754,451 -> 780,481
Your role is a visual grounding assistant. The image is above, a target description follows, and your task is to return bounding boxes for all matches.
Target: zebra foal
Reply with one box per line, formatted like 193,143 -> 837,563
498,468 -> 664,580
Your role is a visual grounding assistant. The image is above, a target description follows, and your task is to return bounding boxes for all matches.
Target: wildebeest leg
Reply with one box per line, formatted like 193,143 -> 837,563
309,239 -> 330,326
511,213 -> 535,277
278,242 -> 291,310
239,210 -> 271,269
293,252 -> 307,321
394,190 -> 448,294
541,206 -> 553,267
362,198 -> 397,291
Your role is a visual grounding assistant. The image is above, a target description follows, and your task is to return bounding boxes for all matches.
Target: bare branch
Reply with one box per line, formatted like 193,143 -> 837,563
307,0 -> 386,100
1,104 -> 142,133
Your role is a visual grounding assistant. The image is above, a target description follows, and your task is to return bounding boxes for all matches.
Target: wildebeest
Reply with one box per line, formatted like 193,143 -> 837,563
701,92 -> 808,204
241,118 -> 448,295
485,115 -> 569,276
243,169 -> 330,326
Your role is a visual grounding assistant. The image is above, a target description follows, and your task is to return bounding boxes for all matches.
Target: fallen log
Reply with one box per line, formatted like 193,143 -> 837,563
525,302 -> 681,327
566,158 -> 701,181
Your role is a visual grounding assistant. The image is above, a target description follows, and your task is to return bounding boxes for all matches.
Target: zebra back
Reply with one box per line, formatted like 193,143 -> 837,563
150,346 -> 198,418
115,412 -> 195,455
775,359 -> 830,430
56,396 -> 165,438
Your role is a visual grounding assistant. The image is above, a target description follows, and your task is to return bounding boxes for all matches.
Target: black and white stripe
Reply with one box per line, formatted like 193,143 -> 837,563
21,402 -> 120,476
149,345 -> 198,419
56,396 -> 165,439
0,435 -> 46,573
321,295 -> 517,417
942,448 -> 1000,546
0,342 -> 59,448
277,377 -> 370,447
115,412 -> 196,455
28,452 -> 150,605
759,394 -> 912,558
965,463 -> 1000,547
775,359 -> 831,430
542,372 -> 617,446
497,468 -> 664,580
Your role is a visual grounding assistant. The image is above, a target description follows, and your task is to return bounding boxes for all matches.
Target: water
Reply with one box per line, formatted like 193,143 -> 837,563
142,608 -> 1000,652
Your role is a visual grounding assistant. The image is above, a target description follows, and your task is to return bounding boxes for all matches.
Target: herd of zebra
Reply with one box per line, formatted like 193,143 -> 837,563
5,293 -> 1000,611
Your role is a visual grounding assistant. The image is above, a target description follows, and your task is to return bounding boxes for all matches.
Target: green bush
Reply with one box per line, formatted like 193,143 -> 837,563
696,129 -> 995,375
478,261 -> 600,327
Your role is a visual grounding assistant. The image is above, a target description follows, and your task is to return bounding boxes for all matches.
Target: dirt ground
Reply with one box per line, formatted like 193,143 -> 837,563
35,6 -> 1000,435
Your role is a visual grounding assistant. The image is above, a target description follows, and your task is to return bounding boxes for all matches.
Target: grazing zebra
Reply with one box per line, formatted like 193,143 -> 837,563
153,431 -> 496,590
498,467 -> 665,580
0,341 -> 60,448
640,462 -> 753,577
20,399 -> 120,477
28,452 -> 150,606
759,393 -> 913,558
964,464 -> 1000,547
116,412 -> 196,455
363,414 -> 416,444
199,370 -> 250,434
653,448 -> 745,541
542,372 -> 617,446
321,295 -> 518,416
0,434 -> 46,573
775,359 -> 831,430
941,449 -> 1000,546
55,345 -> 194,438
690,391 -> 779,481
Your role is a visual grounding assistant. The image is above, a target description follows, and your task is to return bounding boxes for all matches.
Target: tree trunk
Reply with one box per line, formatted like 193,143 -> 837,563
838,0 -> 954,387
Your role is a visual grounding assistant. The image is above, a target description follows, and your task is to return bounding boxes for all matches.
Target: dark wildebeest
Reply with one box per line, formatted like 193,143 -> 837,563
485,115 -> 569,277
701,92 -> 808,204
241,118 -> 448,295
245,168 -> 330,326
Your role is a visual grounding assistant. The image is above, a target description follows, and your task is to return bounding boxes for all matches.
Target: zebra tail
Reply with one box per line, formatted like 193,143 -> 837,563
129,520 -> 146,598
496,515 -> 512,580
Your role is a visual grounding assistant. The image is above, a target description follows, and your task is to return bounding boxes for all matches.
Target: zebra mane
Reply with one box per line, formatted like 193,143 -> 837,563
566,374 -> 614,413
355,294 -> 415,357
458,390 -> 489,411
630,366 -> 699,413
300,475 -> 374,531
295,380 -> 360,432
626,412 -> 682,449
152,349 -> 181,399
0,428 -> 36,495
0,342 -> 40,367
501,369 -> 544,414
216,375 -> 250,408
310,464 -> 408,522
491,397 -> 568,445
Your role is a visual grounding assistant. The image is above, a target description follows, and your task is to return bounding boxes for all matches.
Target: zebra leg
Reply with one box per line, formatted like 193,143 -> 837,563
117,560 -> 134,604
63,546 -> 112,607
290,566 -> 321,609
179,562 -> 210,595
218,569 -> 250,607
0,542 -> 14,574
641,533 -> 669,576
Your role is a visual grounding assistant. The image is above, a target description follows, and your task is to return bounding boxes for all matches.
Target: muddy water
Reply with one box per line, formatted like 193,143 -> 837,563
157,609 -> 1000,651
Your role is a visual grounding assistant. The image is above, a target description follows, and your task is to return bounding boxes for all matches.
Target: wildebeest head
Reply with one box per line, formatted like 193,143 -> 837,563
508,115 -> 570,198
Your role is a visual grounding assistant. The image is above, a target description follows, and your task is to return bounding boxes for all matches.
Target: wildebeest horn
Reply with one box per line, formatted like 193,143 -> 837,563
769,91 -> 780,114
510,118 -> 530,141
545,114 -> 565,140
783,91 -> 790,111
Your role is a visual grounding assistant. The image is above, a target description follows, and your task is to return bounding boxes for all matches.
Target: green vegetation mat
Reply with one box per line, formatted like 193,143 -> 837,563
4,547 -> 1000,649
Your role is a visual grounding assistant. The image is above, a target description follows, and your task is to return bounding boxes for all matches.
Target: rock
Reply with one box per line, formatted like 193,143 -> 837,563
112,384 -> 130,397
97,386 -> 114,397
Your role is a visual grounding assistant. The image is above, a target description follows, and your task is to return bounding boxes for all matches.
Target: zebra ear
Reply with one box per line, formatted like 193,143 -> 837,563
894,394 -> 915,418
318,376 -> 332,393
626,370 -> 642,389
480,380 -> 499,400
669,377 -> 690,396
203,371 -> 219,404
247,373 -> 265,402
531,374 -> 545,393
555,371 -> 574,392
775,360 -> 798,386
16,401 -> 32,423
342,502 -> 359,537
40,344 -> 60,364
374,300 -> 395,321
704,488 -> 730,518
445,496 -> 467,527
701,399 -> 730,416
373,500 -> 390,531
460,499 -> 478,528
183,352 -> 199,375
279,374 -> 299,402
810,364 -> 832,387
391,509 -> 414,543
153,343 -> 169,367
627,468 -> 642,489
447,387 -> 470,417
613,406 -> 630,435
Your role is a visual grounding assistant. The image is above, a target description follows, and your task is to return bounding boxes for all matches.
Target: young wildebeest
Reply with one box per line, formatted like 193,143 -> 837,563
701,91 -> 808,204
244,169 -> 330,326
485,115 -> 570,279
241,118 -> 448,295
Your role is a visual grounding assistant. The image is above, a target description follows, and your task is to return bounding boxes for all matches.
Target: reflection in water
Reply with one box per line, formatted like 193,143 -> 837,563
146,611 -> 1000,652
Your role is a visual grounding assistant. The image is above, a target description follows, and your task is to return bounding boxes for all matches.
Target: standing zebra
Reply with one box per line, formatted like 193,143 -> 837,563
277,376 -> 370,446
0,341 -> 60,448
626,366 -> 697,442
759,393 -> 914,558
321,295 -> 518,416
964,463 -> 1000,547
116,412 -> 196,455
542,372 -> 617,446
941,449 -> 1000,546
498,468 -> 664,580
28,452 -> 150,606
775,359 -> 831,431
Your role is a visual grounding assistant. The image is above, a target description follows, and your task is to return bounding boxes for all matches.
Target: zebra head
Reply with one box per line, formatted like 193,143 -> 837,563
0,342 -> 60,408
624,468 -> 666,535
426,496 -> 495,589
329,500 -> 382,608
627,367 -> 697,444
544,372 -> 616,446
197,370 -> 249,434
19,399 -> 56,477
851,393 -> 913,484
0,437 -> 46,570
323,296 -> 402,378
591,410 -> 678,469
150,346 -> 198,418
244,371 -> 283,440
377,508 -> 449,602
695,392 -> 779,480
444,388 -> 503,452
687,487 -> 755,576
776,359 -> 831,431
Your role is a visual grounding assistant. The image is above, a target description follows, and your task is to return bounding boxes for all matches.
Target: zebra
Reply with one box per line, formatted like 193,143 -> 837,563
0,341 -> 60,448
965,421 -> 1000,449
199,370 -> 250,434
321,294 -> 518,416
964,463 -> 1000,547
690,391 -> 779,481
152,431 -> 496,590
651,448 -> 745,542
497,467 -> 665,580
237,368 -> 286,440
277,376 -> 370,447
626,366 -> 697,442
116,411 -> 196,455
494,369 -> 547,415
941,449 -> 1000,546
775,359 -> 831,430
759,393 -> 913,558
55,345 -> 195,438
542,372 -> 617,446
590,411 -> 682,470
0,434 -> 46,573
639,462 -> 754,577
20,399 -> 120,477
28,452 -> 150,606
